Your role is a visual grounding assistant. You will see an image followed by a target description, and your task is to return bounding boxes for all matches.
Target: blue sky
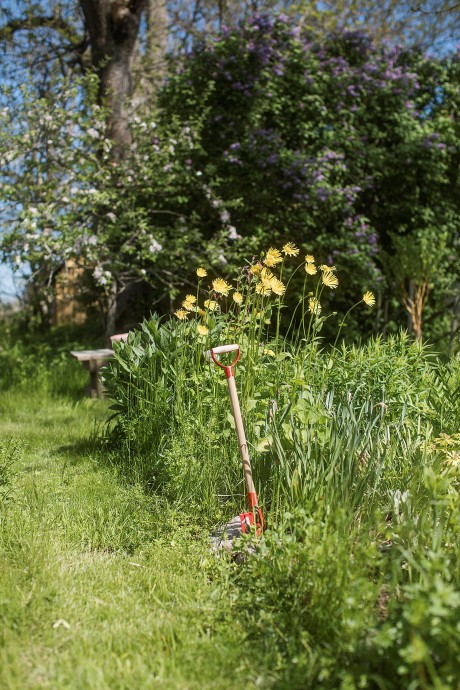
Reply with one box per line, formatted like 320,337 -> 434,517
0,264 -> 19,302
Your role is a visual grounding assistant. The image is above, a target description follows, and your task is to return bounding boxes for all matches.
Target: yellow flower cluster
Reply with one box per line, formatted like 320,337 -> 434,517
173,248 -> 374,349
182,294 -> 197,311
255,267 -> 286,297
304,254 -> 338,289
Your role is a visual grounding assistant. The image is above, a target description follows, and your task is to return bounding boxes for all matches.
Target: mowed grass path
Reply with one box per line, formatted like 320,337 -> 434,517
0,389 -> 262,690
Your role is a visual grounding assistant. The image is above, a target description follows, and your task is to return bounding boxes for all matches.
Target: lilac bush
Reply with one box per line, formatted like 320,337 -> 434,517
160,14 -> 460,340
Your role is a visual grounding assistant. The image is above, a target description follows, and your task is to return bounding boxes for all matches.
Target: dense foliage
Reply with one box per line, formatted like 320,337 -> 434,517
1,15 -> 459,344
160,15 -> 460,340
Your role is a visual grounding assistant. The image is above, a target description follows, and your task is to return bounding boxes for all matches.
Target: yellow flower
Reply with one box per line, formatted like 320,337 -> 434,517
250,263 -> 262,275
308,297 -> 321,315
196,267 -> 207,278
305,262 -> 317,275
260,267 -> 274,280
204,299 -> 218,311
175,309 -> 188,321
256,281 -> 272,296
322,270 -> 339,289
255,269 -> 278,296
212,277 -> 232,296
233,291 -> 243,304
282,242 -> 299,257
183,294 -> 197,311
270,276 -> 286,296
197,324 -> 209,336
320,264 -> 336,272
362,291 -> 376,307
305,254 -> 315,264
263,348 -> 276,356
263,247 -> 283,267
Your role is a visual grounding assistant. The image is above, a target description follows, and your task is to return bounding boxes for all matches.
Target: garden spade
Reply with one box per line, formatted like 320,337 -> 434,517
207,344 -> 263,539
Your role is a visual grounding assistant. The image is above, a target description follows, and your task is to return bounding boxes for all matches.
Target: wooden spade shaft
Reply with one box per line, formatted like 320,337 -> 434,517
226,372 -> 258,507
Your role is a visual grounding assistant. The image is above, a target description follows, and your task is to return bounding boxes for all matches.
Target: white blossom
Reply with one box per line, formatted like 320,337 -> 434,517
228,226 -> 240,240
149,239 -> 163,253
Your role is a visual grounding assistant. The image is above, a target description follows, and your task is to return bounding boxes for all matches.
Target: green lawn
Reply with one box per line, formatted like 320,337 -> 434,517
0,389 -> 260,690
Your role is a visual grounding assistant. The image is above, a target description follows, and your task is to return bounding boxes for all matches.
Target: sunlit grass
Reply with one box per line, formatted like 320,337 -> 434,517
0,389 -> 263,690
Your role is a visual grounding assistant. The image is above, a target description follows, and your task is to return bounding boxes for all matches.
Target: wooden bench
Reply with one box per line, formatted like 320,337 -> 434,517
70,349 -> 115,398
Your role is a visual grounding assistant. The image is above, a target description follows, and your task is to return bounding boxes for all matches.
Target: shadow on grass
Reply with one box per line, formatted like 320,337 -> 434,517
53,423 -> 161,495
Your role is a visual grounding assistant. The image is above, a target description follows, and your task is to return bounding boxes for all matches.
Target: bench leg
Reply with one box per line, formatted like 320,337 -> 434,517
83,360 -> 106,398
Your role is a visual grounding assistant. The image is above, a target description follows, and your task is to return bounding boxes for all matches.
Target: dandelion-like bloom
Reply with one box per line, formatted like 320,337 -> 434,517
282,242 -> 299,257
256,281 -> 272,296
308,297 -> 321,315
250,263 -> 262,275
305,254 -> 315,264
212,278 -> 232,296
270,276 -> 286,296
182,294 -> 197,311
233,291 -> 243,304
362,291 -> 376,307
322,270 -> 339,289
196,267 -> 207,278
197,324 -> 209,336
320,264 -> 336,273
175,309 -> 188,320
263,247 -> 283,267
305,263 -> 317,275
204,299 -> 218,311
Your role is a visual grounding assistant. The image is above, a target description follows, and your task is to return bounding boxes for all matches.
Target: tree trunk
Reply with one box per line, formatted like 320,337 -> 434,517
79,0 -> 145,159
131,0 -> 169,107
104,278 -> 119,344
